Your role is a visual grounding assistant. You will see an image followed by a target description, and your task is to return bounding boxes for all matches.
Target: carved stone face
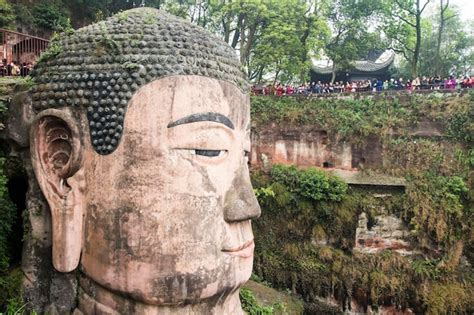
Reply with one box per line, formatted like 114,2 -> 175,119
30,75 -> 260,307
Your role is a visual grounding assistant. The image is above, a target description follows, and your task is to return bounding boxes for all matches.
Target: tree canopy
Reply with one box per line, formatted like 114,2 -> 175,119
4,0 -> 474,82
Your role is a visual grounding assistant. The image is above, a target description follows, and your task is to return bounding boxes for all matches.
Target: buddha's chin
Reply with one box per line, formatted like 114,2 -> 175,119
134,260 -> 253,305
82,255 -> 253,306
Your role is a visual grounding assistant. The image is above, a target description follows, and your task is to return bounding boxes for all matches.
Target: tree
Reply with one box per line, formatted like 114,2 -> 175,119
434,0 -> 456,76
0,0 -> 15,29
417,7 -> 473,77
381,0 -> 431,78
250,1 -> 307,84
324,0 -> 383,83
247,0 -> 330,83
32,1 -> 71,32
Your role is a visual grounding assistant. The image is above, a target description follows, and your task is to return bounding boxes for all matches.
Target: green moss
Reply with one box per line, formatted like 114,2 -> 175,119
424,282 -> 473,315
240,288 -> 285,314
251,161 -> 472,312
0,268 -> 23,313
251,93 -> 473,146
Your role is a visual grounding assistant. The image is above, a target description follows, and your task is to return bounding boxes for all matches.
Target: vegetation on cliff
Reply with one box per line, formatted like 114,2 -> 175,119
251,91 -> 473,142
250,92 -> 473,313
0,79 -> 28,313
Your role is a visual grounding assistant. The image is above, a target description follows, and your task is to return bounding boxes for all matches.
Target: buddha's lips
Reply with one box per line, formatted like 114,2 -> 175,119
222,240 -> 254,258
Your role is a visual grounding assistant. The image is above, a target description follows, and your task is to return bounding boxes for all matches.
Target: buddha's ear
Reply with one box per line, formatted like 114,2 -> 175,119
30,108 -> 85,272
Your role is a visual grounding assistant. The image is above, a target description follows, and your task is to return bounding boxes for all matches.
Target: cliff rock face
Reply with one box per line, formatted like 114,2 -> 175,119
250,93 -> 473,314
250,120 -> 446,172
251,125 -> 381,170
355,212 -> 412,255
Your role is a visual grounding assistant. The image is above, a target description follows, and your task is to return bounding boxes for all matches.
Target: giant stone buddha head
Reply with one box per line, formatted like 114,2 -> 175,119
29,7 -> 260,314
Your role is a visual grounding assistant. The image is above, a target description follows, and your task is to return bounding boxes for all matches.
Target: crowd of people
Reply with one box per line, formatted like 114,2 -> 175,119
0,59 -> 34,77
252,75 -> 474,96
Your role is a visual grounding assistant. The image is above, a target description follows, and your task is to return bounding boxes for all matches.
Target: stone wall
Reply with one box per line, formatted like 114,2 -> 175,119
250,119 -> 445,172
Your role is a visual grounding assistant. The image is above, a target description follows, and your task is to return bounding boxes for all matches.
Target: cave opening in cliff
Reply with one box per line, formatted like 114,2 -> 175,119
323,161 -> 333,168
7,174 -> 28,265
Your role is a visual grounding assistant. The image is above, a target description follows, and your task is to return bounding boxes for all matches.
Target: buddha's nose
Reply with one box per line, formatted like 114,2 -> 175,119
223,165 -> 261,222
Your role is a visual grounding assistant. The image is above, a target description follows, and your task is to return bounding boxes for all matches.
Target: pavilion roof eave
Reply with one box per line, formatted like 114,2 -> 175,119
311,52 -> 395,74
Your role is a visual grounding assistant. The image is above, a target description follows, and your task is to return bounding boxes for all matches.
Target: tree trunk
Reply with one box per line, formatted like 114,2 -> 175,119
412,0 -> 431,78
435,0 -> 449,76
231,13 -> 244,49
257,65 -> 265,82
241,22 -> 257,72
331,63 -> 337,84
273,71 -> 280,87
299,14 -> 312,82
412,0 -> 422,78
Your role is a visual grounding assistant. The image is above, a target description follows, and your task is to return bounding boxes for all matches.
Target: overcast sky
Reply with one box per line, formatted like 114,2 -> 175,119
426,0 -> 473,24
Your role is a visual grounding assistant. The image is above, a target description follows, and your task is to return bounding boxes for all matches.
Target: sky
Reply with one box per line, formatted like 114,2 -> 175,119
427,0 -> 473,24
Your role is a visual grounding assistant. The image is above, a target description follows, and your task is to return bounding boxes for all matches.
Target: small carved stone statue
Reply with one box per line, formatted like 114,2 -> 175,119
28,7 -> 260,314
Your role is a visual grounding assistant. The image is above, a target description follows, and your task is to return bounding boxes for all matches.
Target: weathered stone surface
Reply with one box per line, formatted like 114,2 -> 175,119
4,91 -> 33,147
332,170 -> 406,187
355,212 -> 412,255
19,149 -> 78,314
31,7 -> 248,155
250,117 -> 451,186
251,126 -> 354,170
27,8 -> 259,314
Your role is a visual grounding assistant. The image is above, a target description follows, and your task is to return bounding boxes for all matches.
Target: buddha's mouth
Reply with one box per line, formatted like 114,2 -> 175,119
222,240 -> 254,258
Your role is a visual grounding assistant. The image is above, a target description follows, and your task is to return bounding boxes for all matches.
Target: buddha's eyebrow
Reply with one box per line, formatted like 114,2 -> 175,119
167,112 -> 234,130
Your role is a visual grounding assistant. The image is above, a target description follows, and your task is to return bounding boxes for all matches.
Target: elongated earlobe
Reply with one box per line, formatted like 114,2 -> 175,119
30,109 -> 85,272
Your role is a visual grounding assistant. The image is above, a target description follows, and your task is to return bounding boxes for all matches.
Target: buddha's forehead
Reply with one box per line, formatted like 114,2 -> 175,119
30,7 -> 248,155
129,76 -> 249,131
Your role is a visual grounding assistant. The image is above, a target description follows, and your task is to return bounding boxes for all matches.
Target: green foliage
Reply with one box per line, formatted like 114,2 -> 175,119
254,186 -> 275,200
251,97 -> 473,312
0,158 -> 15,273
0,82 -> 23,313
0,268 -> 23,315
324,0 -> 384,82
0,0 -> 15,29
270,165 -> 347,202
251,93 -> 473,150
424,282 -> 473,315
419,5 -> 473,77
240,288 -> 275,315
412,258 -> 441,280
36,33 -> 62,64
32,1 -> 71,31
404,172 -> 468,246
251,94 -> 414,141
247,0 -> 329,83
446,112 -> 473,143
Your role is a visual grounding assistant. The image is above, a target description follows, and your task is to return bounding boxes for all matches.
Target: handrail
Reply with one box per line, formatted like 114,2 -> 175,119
0,28 -> 49,42
252,86 -> 473,97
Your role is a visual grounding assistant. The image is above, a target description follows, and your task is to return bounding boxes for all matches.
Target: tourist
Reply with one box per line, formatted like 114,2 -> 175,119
276,83 -> 284,96
434,76 -> 441,89
351,82 -> 357,92
421,76 -> 429,89
412,77 -> 420,90
398,78 -> 405,90
461,76 -> 471,89
345,82 -> 352,93
406,79 -> 412,91
10,62 -> 20,76
446,76 -> 456,90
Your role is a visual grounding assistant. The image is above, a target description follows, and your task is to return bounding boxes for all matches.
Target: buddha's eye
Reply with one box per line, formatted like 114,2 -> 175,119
194,149 -> 226,157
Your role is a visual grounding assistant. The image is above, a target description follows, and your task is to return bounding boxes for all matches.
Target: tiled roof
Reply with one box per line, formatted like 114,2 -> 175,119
312,52 -> 395,74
